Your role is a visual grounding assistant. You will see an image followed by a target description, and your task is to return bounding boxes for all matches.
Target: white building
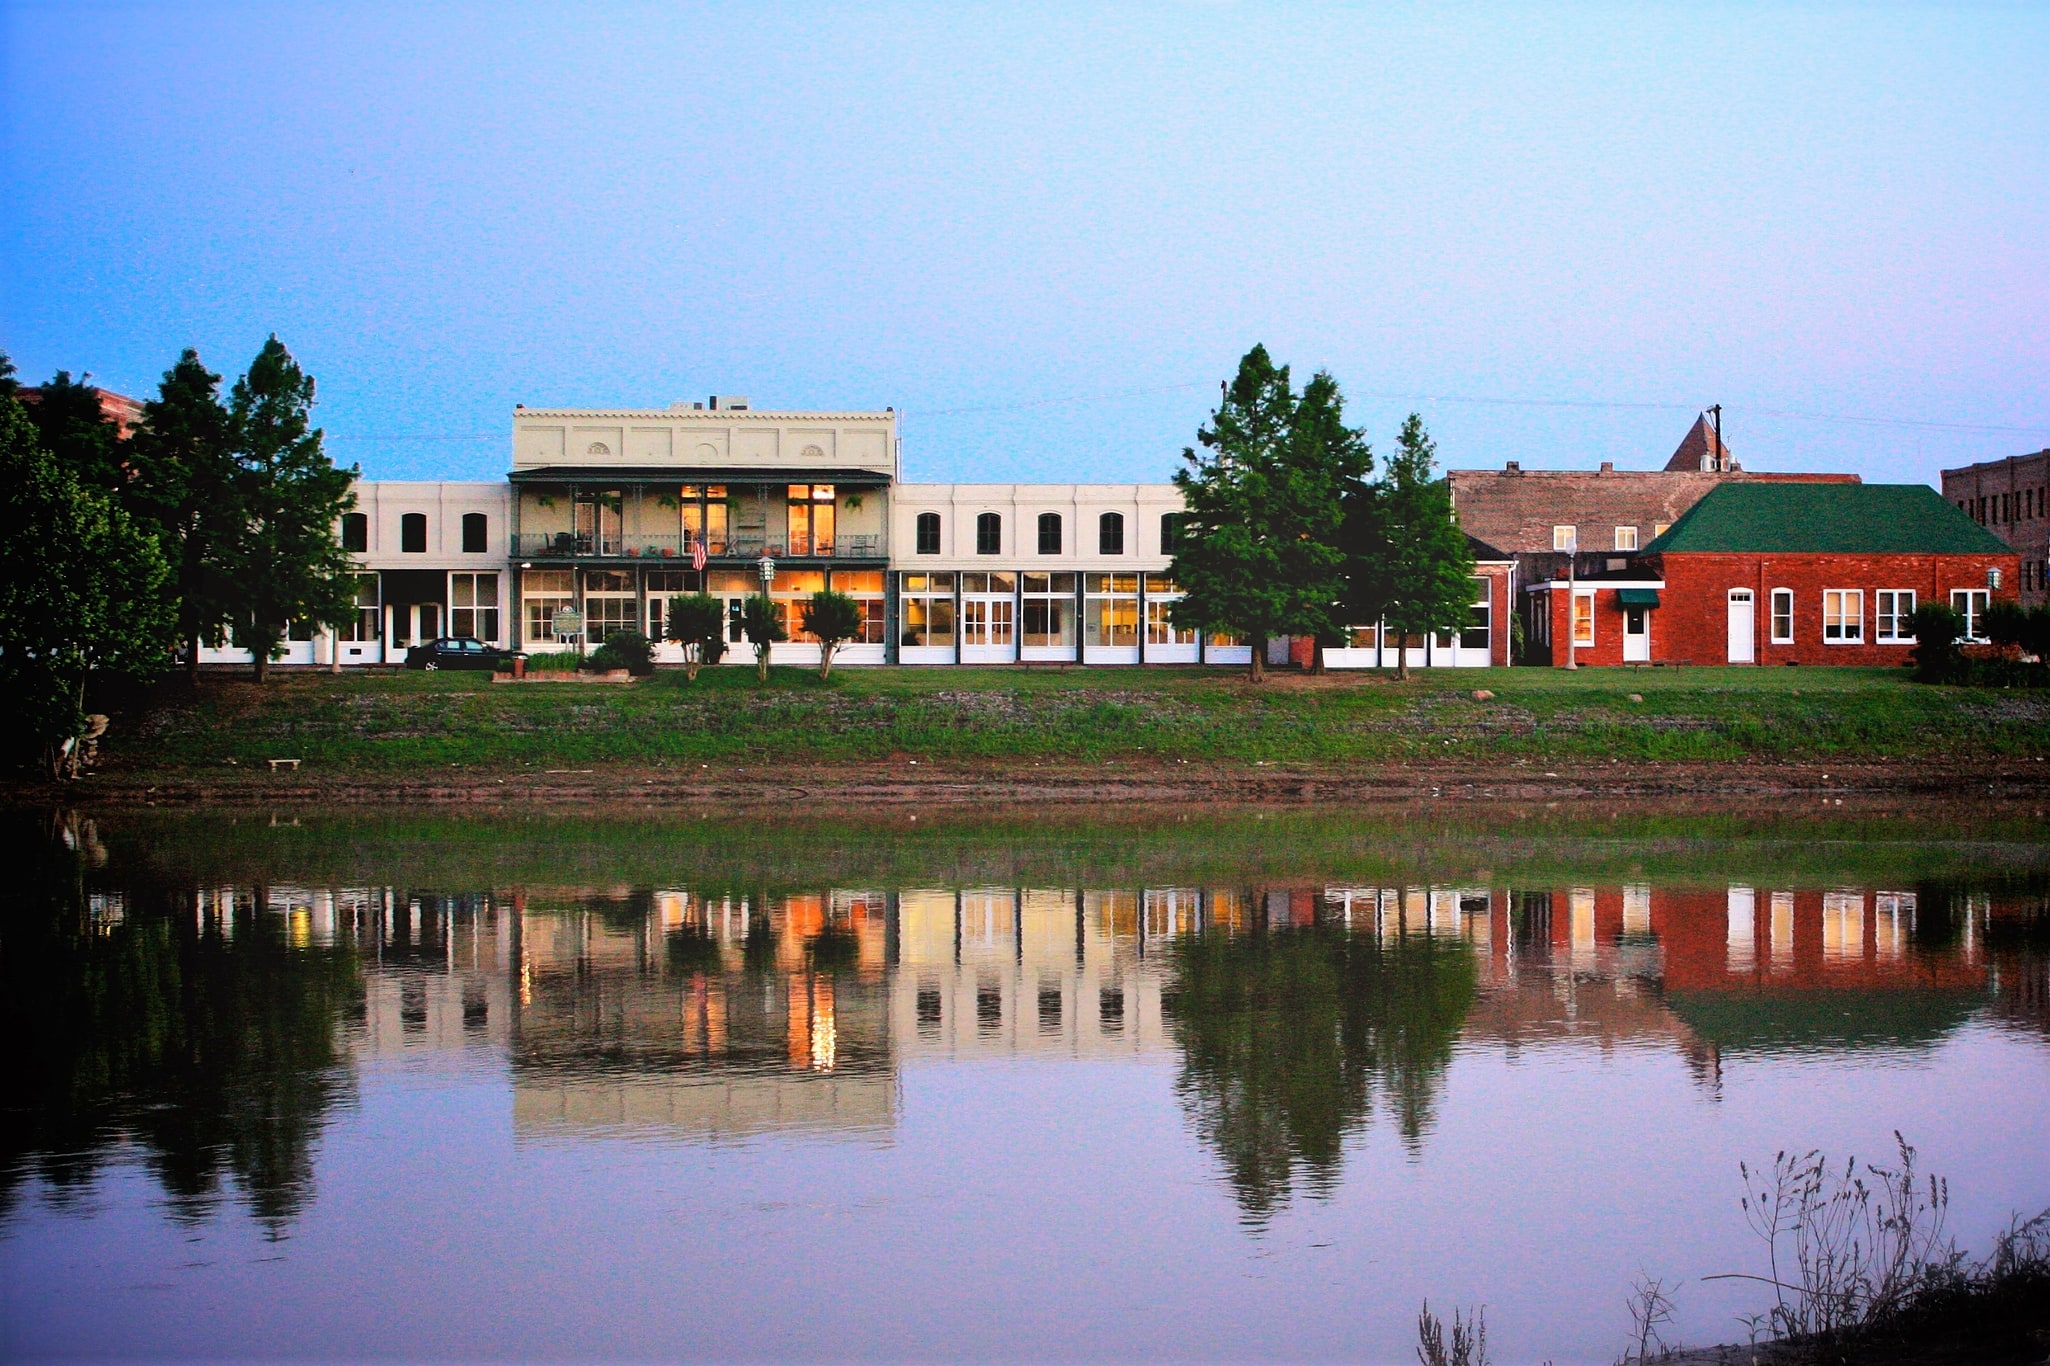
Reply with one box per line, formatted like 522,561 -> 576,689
201,396 -> 1508,669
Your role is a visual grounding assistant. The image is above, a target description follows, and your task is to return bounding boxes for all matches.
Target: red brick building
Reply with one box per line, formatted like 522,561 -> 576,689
1524,483 -> 2017,666
1941,448 -> 2050,607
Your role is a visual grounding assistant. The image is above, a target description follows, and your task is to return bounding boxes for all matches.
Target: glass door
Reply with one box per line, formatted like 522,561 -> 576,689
960,572 -> 1017,663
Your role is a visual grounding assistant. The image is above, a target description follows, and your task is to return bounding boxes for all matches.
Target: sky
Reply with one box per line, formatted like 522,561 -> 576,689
4,1 -> 2047,487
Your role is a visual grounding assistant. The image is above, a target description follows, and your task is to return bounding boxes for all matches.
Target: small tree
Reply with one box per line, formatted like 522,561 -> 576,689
801,590 -> 863,680
1907,603 -> 1965,683
1355,415 -> 1474,680
25,369 -> 127,493
738,594 -> 786,683
666,593 -> 727,681
226,337 -> 358,681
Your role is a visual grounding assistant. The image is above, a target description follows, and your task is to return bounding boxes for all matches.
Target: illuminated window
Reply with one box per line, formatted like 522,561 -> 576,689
1571,590 -> 1594,646
1613,526 -> 1638,551
1553,525 -> 1577,552
1823,589 -> 1864,642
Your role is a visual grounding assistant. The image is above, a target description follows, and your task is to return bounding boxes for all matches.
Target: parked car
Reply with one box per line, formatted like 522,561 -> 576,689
405,637 -> 512,671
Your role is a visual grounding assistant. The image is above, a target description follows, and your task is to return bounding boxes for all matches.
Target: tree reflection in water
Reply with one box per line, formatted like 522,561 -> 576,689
0,816 -> 361,1234
1163,918 -> 1477,1223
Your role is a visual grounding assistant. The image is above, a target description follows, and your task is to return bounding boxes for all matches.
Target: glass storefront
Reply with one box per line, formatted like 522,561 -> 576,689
1021,572 -> 1076,654
900,573 -> 956,651
522,569 -> 575,648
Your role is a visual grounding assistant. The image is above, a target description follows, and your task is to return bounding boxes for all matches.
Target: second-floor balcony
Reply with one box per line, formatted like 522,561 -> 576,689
514,531 -> 883,562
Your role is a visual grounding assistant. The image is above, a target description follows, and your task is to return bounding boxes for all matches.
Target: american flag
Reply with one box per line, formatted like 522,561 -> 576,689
691,537 -> 707,571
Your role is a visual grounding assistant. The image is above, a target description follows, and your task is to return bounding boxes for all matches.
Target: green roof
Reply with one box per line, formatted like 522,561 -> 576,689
1643,482 -> 2012,555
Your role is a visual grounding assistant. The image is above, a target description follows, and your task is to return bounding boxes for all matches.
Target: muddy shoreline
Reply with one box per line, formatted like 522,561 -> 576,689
13,755 -> 2050,808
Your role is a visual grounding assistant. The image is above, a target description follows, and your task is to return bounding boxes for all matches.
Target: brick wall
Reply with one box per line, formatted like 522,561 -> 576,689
1651,551 -> 2020,666
1940,451 -> 2050,607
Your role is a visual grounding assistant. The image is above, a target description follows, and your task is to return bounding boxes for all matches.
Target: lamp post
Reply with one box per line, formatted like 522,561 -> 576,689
758,554 -> 777,594
1562,527 -> 1579,670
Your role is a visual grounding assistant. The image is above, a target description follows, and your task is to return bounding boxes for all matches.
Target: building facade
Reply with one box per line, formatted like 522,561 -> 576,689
1522,483 -> 2019,666
1941,449 -> 2050,607
202,397 -> 1512,670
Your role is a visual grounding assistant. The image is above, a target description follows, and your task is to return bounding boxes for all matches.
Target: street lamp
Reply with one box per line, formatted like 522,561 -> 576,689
758,554 -> 777,593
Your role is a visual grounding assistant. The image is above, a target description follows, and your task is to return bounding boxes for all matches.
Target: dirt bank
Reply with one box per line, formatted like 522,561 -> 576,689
15,754 -> 2050,809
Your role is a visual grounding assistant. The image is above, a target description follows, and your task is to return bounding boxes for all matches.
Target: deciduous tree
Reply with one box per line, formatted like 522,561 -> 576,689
0,396 -> 172,778
800,590 -> 863,680
666,593 -> 727,681
225,338 -> 357,682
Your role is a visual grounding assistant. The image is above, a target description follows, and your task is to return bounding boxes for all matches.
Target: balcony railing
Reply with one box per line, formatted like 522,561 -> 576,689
514,532 -> 883,561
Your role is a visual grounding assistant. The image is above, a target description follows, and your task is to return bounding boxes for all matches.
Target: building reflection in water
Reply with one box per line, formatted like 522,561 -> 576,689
9,836 -> 2047,1229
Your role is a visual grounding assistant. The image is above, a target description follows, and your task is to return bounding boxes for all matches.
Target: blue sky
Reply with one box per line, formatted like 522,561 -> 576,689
4,1 -> 2046,485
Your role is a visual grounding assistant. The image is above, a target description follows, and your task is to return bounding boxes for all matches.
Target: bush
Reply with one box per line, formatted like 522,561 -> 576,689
522,651 -> 581,673
1907,603 -> 1965,682
665,593 -> 727,680
1984,600 -> 2050,660
800,590 -> 864,679
585,629 -> 654,676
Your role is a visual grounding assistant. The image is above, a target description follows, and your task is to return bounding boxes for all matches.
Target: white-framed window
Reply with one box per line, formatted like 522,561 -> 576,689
1143,574 -> 1196,645
1613,526 -> 1638,551
1875,590 -> 1915,643
1571,589 -> 1595,646
1823,589 -> 1864,643
1085,572 -> 1139,646
522,569 -> 576,646
1461,576 -> 1491,650
450,572 -> 501,643
1553,525 -> 1577,552
340,573 -> 380,641
1770,588 -> 1794,644
1653,522 -> 1671,539
1951,588 -> 1989,642
831,569 -> 888,644
899,571 -> 956,648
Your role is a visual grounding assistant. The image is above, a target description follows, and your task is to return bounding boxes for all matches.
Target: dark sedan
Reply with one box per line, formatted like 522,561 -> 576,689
404,637 -> 512,671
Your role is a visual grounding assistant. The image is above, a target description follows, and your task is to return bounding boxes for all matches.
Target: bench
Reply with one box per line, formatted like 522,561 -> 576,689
267,758 -> 302,771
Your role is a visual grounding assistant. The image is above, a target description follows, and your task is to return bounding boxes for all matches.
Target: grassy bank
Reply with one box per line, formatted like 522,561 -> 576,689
89,663 -> 2050,775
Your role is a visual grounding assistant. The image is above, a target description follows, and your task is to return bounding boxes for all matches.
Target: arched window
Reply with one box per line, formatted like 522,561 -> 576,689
401,512 -> 427,554
462,512 -> 488,554
1037,512 -> 1062,555
340,511 -> 368,553
1160,513 -> 1184,553
975,512 -> 1001,555
1098,511 -> 1124,555
915,511 -> 942,555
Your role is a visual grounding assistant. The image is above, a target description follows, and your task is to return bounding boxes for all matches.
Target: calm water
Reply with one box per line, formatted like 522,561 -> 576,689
3,807 -> 2048,1362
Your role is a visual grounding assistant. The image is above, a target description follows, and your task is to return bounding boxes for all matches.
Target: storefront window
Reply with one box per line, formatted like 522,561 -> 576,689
341,573 -> 380,641
450,572 -> 500,642
770,569 -> 827,641
1022,572 -> 1075,648
831,569 -> 887,644
900,572 -> 956,648
1143,574 -> 1195,645
1086,573 -> 1139,646
522,569 -> 575,646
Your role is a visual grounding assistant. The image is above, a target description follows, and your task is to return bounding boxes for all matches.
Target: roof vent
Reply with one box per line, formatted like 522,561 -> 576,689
708,395 -> 750,412
1600,461 -> 1615,474
1505,461 -> 1521,473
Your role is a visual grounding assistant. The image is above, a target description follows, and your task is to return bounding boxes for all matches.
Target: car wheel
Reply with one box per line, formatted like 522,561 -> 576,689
423,661 -> 439,672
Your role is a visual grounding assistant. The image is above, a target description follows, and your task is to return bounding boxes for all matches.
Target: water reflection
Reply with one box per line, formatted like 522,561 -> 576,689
5,816 -> 2047,1239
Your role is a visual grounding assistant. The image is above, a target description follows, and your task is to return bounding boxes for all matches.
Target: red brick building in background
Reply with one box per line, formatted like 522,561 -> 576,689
1942,448 -> 2050,607
1524,483 -> 2017,666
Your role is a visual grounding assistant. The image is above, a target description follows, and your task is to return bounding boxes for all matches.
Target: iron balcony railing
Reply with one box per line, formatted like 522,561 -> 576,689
513,532 -> 883,561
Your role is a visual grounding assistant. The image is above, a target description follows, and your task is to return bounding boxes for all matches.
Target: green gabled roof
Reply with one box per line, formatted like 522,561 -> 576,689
1644,482 -> 2012,555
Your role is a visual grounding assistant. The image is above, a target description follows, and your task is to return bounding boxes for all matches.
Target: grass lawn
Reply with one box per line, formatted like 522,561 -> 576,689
101,662 -> 2050,773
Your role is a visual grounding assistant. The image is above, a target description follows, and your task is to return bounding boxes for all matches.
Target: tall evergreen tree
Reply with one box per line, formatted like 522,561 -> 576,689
1351,415 -> 1474,680
0,396 -> 173,777
0,350 -> 18,398
130,350 -> 242,685
26,369 -> 126,492
1284,371 -> 1374,673
225,338 -> 358,681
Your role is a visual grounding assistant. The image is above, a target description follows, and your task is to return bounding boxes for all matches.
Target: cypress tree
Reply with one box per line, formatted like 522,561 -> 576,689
131,350 -> 242,685
1361,415 -> 1475,680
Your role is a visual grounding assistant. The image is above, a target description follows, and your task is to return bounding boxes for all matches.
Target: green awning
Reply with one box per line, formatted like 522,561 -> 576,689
1616,588 -> 1661,606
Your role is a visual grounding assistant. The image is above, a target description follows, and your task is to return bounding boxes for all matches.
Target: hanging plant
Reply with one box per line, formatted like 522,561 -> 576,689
843,493 -> 864,511
535,494 -> 557,510
657,493 -> 679,510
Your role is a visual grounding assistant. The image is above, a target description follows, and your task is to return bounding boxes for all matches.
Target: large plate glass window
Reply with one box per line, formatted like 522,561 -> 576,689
830,570 -> 888,644
522,569 -> 576,647
1022,572 -> 1076,649
771,569 -> 827,640
644,569 -> 697,640
584,569 -> 638,643
706,569 -> 757,644
1875,590 -> 1915,643
900,572 -> 956,648
1085,573 -> 1138,646
1143,575 -> 1196,646
341,573 -> 380,641
1823,589 -> 1864,642
449,572 -> 500,642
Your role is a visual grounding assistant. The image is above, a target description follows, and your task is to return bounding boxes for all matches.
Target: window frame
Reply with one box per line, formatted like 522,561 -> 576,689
1570,589 -> 1595,647
1613,525 -> 1638,551
400,511 -> 428,554
1036,512 -> 1062,555
341,511 -> 368,554
975,511 -> 1002,556
914,511 -> 942,556
1950,588 -> 1989,642
1875,589 -> 1916,643
1822,588 -> 1865,644
1769,588 -> 1794,644
461,512 -> 488,554
1553,525 -> 1577,552
1098,511 -> 1125,556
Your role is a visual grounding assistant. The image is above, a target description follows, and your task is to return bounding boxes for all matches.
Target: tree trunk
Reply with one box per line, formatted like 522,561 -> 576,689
253,647 -> 268,684
756,643 -> 770,683
1395,631 -> 1410,681
1249,635 -> 1265,683
1311,639 -> 1326,675
685,650 -> 702,683
186,631 -> 202,687
819,643 -> 837,681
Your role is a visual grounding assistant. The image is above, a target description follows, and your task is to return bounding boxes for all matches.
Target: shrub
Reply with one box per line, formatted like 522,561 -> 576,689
665,593 -> 727,681
1907,604 -> 1965,682
800,590 -> 864,680
595,629 -> 654,675
522,651 -> 581,673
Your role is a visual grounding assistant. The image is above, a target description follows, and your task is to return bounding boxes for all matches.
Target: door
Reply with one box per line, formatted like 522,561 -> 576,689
1623,606 -> 1651,662
1727,590 -> 1755,663
960,573 -> 1018,663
